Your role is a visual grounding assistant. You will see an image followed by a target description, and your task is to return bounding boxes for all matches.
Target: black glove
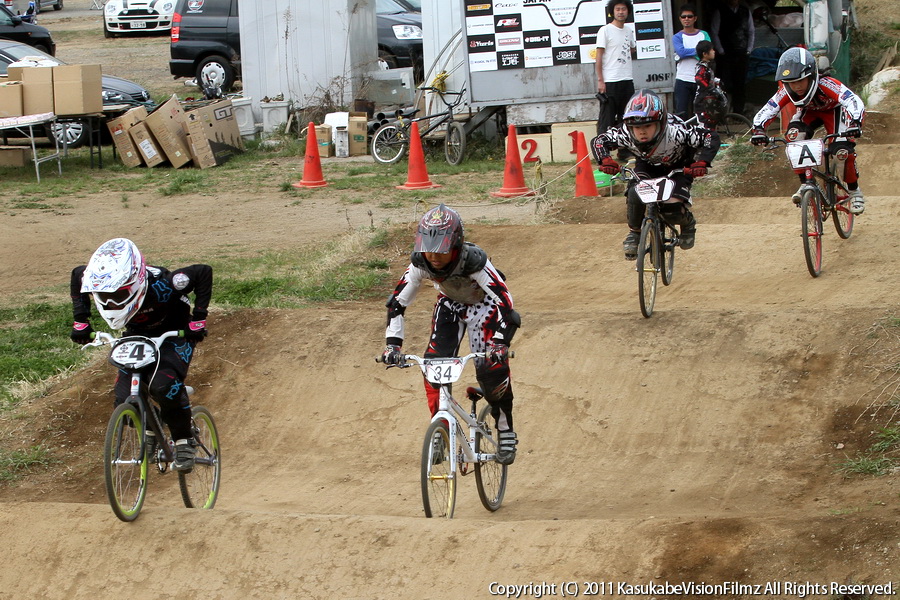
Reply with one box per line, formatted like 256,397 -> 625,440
750,129 -> 768,146
844,122 -> 862,139
487,342 -> 509,366
70,321 -> 93,345
185,320 -> 208,342
382,344 -> 403,365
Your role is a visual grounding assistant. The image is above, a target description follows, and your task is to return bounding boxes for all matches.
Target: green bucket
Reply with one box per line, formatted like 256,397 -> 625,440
594,169 -> 613,187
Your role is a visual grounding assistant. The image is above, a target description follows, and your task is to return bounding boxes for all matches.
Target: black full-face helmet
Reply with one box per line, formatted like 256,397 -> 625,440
776,47 -> 818,107
623,89 -> 666,153
414,204 -> 465,274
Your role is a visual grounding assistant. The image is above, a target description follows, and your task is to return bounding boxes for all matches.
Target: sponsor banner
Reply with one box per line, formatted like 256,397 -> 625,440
552,46 -> 581,65
632,1 -> 662,22
497,50 -> 526,69
523,29 -> 552,48
578,24 -> 599,46
497,34 -> 524,48
524,47 -> 554,67
465,1 -> 493,17
635,20 -> 664,40
469,53 -> 499,72
495,13 -> 524,32
468,34 -> 497,53
466,15 -> 495,35
637,39 -> 666,59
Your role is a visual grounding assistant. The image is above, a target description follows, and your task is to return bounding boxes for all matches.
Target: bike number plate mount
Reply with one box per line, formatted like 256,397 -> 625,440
637,177 -> 675,204
424,358 -> 464,385
785,139 -> 824,169
109,339 -> 158,370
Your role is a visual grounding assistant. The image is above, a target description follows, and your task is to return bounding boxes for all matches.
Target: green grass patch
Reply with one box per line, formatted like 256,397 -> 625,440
0,445 -> 54,482
0,303 -> 89,409
837,455 -> 896,477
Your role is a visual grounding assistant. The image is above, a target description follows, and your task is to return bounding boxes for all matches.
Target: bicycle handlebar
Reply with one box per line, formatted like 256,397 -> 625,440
82,329 -> 184,350
375,350 -> 515,367
764,132 -> 847,149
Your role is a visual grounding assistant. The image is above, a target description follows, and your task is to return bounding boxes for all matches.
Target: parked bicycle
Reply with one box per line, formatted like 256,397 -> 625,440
684,111 -> 752,144
764,132 -> 855,277
371,86 -> 468,166
377,352 -> 509,518
624,167 -> 688,318
83,330 -> 221,522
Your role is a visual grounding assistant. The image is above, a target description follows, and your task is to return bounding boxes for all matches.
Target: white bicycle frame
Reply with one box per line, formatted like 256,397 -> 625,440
402,353 -> 499,477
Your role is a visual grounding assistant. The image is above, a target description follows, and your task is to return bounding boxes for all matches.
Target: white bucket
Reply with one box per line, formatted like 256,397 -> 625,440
260,100 -> 290,134
231,97 -> 257,139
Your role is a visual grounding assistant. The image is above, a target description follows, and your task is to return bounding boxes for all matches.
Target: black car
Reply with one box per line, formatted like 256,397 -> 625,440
0,3 -> 55,55
0,38 -> 153,146
169,0 -> 423,92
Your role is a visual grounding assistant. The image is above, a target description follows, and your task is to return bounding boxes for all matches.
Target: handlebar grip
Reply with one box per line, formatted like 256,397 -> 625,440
89,332 -> 96,340
509,350 -> 516,359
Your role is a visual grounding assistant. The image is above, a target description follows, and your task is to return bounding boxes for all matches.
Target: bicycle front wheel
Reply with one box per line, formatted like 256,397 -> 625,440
444,121 -> 466,166
474,404 -> 507,512
716,113 -> 753,143
637,218 -> 660,318
371,123 -> 408,165
661,221 -> 677,286
179,406 -> 221,510
830,186 -> 855,239
104,402 -> 148,522
421,419 -> 456,518
800,189 -> 824,277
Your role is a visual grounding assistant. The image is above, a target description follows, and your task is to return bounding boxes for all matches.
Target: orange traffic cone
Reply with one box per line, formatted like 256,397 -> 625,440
396,122 -> 441,190
491,125 -> 536,198
292,122 -> 328,189
574,130 -> 598,198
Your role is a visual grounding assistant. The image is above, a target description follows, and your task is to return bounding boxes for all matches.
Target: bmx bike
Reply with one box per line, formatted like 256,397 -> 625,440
377,351 -> 509,518
84,330 -> 221,522
764,132 -> 855,277
370,86 -> 468,166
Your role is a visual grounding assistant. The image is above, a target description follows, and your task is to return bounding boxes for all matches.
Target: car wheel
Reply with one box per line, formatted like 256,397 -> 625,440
103,20 -> 116,39
378,48 -> 398,70
47,120 -> 88,149
33,44 -> 50,55
54,0 -> 63,10
196,56 -> 235,92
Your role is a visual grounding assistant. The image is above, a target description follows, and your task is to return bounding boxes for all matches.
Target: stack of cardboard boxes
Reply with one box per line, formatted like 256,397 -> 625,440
106,95 -> 244,169
316,111 -> 369,158
0,63 -> 103,166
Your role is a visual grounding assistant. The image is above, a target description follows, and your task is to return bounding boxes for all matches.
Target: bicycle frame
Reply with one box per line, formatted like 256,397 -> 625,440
399,87 -> 466,138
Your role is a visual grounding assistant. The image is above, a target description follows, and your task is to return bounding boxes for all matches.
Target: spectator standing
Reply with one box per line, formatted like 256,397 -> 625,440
672,4 -> 710,119
595,0 -> 636,136
710,0 -> 754,115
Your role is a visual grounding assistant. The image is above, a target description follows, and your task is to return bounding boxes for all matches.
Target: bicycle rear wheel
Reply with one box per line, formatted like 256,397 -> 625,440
474,404 -> 507,512
421,419 -> 456,518
179,406 -> 221,509
104,402 -> 148,522
800,189 -> 824,277
661,221 -> 677,286
716,113 -> 752,143
637,218 -> 659,318
444,121 -> 466,166
830,185 -> 855,239
371,123 -> 408,164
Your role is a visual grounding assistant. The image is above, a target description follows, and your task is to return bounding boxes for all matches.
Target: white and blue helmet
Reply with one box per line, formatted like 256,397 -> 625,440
81,238 -> 148,329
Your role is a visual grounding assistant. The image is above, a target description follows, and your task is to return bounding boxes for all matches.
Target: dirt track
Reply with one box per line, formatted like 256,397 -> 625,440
1,2 -> 899,598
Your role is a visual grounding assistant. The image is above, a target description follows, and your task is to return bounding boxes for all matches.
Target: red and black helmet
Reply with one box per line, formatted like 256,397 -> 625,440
623,89 -> 667,152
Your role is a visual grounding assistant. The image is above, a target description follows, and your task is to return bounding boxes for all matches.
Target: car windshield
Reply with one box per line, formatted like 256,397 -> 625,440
0,43 -> 62,75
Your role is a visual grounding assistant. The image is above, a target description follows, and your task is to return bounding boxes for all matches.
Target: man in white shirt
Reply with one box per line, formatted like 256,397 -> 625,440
595,0 -> 636,136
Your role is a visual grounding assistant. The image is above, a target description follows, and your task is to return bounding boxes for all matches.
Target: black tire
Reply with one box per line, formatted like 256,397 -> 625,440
103,19 -> 116,39
637,218 -> 659,318
444,121 -> 466,166
179,406 -> 221,509
104,403 -> 148,522
371,123 -> 408,165
421,419 -> 455,518
33,44 -> 51,55
661,221 -> 676,286
474,404 -> 507,512
830,184 -> 855,240
196,56 -> 235,92
717,112 -> 752,143
800,189 -> 823,277
54,0 -> 64,10
47,120 -> 87,148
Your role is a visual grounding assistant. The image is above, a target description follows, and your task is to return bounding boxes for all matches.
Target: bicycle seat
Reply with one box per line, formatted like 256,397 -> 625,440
466,386 -> 484,401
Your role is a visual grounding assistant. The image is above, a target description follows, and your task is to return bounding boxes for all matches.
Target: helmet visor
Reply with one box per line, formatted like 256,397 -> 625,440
414,229 -> 455,254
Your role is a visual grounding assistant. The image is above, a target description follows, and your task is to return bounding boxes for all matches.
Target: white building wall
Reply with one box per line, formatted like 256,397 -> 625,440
239,0 -> 378,129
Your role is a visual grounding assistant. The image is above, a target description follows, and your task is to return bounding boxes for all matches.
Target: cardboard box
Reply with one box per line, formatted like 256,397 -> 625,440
0,146 -> 34,167
314,124 -> 333,157
550,121 -> 596,162
0,81 -> 24,118
52,64 -> 103,116
7,65 -> 54,115
348,111 -> 368,156
143,95 -> 192,168
129,121 -> 166,167
107,106 -> 148,168
184,99 -> 244,169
